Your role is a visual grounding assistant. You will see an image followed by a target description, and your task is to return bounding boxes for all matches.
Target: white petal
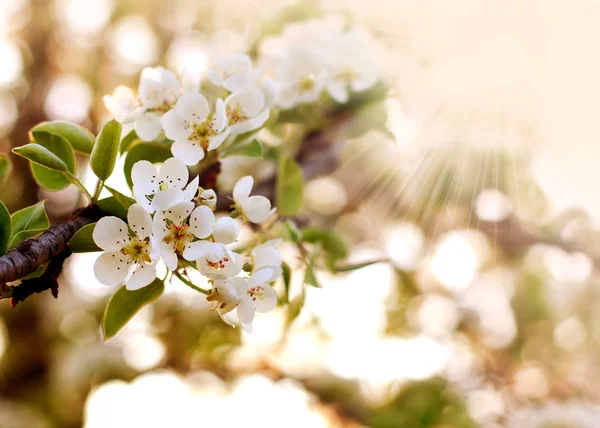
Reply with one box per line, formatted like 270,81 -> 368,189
211,98 -> 227,132
164,201 -> 194,224
159,241 -> 178,271
351,73 -> 377,92
252,244 -> 282,270
127,264 -> 157,290
131,160 -> 159,195
242,195 -> 272,223
248,268 -> 274,288
232,277 -> 250,296
189,205 -> 215,239
226,88 -> 265,117
94,252 -> 130,286
139,67 -> 180,108
253,284 -> 277,313
151,187 -> 184,212
207,128 -> 230,151
224,73 -> 253,93
93,217 -> 129,251
215,279 -> 242,303
181,176 -> 199,203
158,157 -> 189,188
261,79 -> 278,108
148,236 -> 160,264
175,91 -> 209,123
221,252 -> 244,277
236,296 -> 256,324
326,80 -> 349,103
152,211 -> 168,240
233,175 -> 253,204
133,185 -> 155,213
229,109 -> 269,135
212,217 -> 240,244
135,112 -> 163,141
162,110 -> 190,141
171,139 -> 205,165
184,240 -> 218,261
127,203 -> 153,239
240,322 -> 253,333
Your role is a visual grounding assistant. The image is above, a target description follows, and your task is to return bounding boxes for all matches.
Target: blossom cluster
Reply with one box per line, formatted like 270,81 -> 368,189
258,15 -> 382,108
104,54 -> 275,165
92,157 -> 278,332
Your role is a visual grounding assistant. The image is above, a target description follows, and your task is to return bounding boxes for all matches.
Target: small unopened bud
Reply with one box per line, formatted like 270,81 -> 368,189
199,189 -> 217,211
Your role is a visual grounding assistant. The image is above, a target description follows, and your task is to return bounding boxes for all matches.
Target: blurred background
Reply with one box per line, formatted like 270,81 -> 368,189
2,0 -> 600,426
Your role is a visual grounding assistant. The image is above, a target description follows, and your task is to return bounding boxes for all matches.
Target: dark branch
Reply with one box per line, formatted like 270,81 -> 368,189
0,205 -> 103,298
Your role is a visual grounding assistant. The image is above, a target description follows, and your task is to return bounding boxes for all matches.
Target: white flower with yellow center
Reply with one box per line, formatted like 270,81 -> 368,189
131,158 -> 199,213
162,91 -> 230,166
225,88 -> 270,135
92,204 -> 158,290
103,85 -> 144,123
207,54 -> 256,93
233,175 -> 276,223
234,269 -> 277,333
152,203 -> 216,271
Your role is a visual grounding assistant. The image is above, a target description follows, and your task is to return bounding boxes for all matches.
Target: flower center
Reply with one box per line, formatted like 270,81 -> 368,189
206,256 -> 230,270
189,120 -> 217,149
338,68 -> 356,85
163,223 -> 193,253
121,236 -> 152,264
227,104 -> 249,126
146,98 -> 173,114
298,75 -> 315,92
247,285 -> 265,302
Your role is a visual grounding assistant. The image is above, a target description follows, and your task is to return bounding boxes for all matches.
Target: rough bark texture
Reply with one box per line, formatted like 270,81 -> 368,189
0,205 -> 103,294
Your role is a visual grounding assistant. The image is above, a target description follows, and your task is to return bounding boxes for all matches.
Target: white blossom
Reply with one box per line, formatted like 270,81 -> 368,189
131,158 -> 199,213
207,54 -> 256,93
235,269 -> 278,332
93,204 -> 158,290
103,85 -> 144,123
162,91 -> 230,165
233,175 -> 276,223
225,88 -> 270,135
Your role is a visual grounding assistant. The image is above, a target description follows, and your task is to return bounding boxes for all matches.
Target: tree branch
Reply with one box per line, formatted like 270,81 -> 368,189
0,205 -> 103,300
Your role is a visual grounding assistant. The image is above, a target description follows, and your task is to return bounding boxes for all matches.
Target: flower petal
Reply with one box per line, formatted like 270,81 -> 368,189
127,263 -> 157,290
135,112 -> 163,141
131,160 -> 159,195
159,241 -> 178,271
253,284 -> 277,313
212,216 -> 240,244
248,268 -> 274,288
226,88 -> 265,117
189,205 -> 215,239
164,201 -> 194,224
252,243 -> 282,271
211,98 -> 227,132
221,252 -> 244,277
181,176 -> 199,203
233,175 -> 253,204
229,108 -> 269,135
151,187 -> 184,212
171,139 -> 205,165
94,252 -> 131,286
158,157 -> 189,188
242,195 -> 272,223
139,66 -> 180,108
175,91 -> 209,123
236,296 -> 255,325
207,128 -> 230,151
326,80 -> 349,103
185,240 -> 218,261
93,216 -> 129,251
127,203 -> 153,239
152,210 -> 168,240
162,110 -> 189,141
133,186 -> 154,213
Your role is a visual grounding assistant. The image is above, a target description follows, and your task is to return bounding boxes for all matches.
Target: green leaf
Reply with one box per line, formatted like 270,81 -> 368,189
303,242 -> 321,288
0,201 -> 11,256
0,153 -> 12,185
335,259 -> 388,272
9,229 -> 45,250
10,200 -> 49,237
119,129 -> 141,154
9,200 -> 49,249
283,219 -> 301,243
97,197 -> 128,220
106,186 -> 135,210
31,121 -> 95,155
281,261 -> 292,303
103,279 -> 165,340
222,139 -> 263,158
302,227 -> 349,269
29,132 -> 76,191
13,143 -> 69,172
68,223 -> 101,253
124,141 -> 172,189
276,156 -> 304,216
285,290 -> 305,330
90,119 -> 122,180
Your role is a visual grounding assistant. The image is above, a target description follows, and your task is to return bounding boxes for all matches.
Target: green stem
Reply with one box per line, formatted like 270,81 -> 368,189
173,270 -> 209,295
92,180 -> 104,203
66,172 -> 93,202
